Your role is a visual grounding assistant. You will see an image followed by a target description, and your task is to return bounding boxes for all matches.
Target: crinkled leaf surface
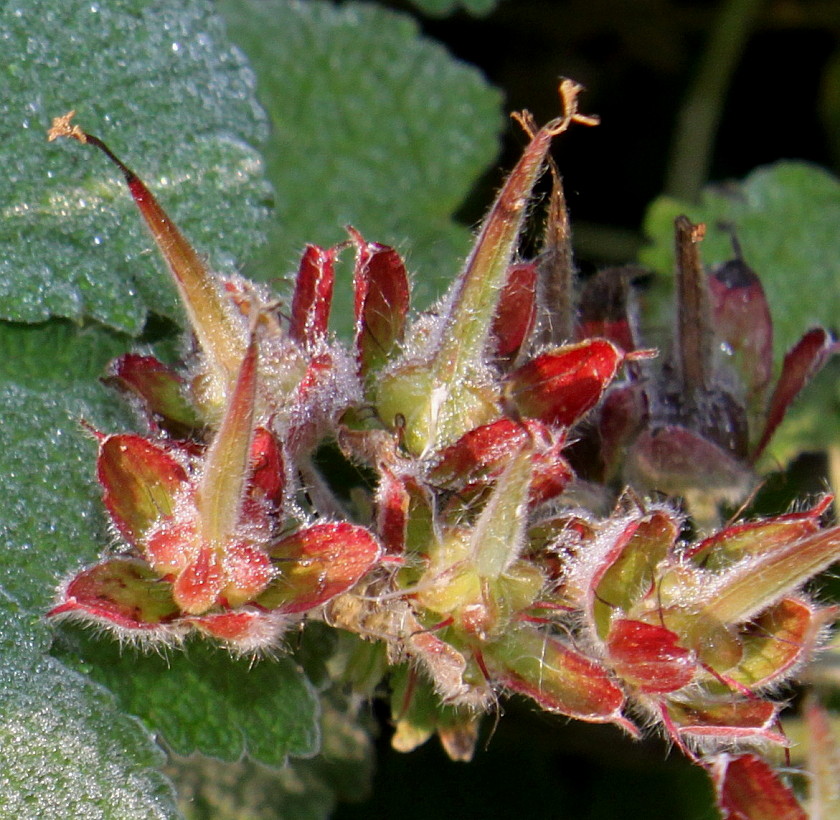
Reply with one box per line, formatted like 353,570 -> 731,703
55,630 -> 320,767
0,338 -> 134,612
219,0 -> 503,333
2,0 -> 270,335
0,590 -> 179,819
165,690 -> 373,820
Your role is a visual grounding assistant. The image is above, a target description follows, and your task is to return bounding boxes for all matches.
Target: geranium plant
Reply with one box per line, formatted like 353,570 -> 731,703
41,70 -> 840,817
4,2 -> 840,818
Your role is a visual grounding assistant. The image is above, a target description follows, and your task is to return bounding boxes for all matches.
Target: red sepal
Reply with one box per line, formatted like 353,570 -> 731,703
289,244 -> 336,348
504,339 -> 624,428
349,227 -> 409,378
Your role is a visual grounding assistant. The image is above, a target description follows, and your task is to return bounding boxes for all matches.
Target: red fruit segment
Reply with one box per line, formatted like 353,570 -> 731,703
711,754 -> 807,820
289,244 -> 336,348
143,519 -> 199,575
607,619 -> 695,694
105,354 -> 201,437
504,339 -> 623,428
492,262 -> 537,362
187,610 -> 287,651
98,434 -> 189,545
262,522 -> 381,613
350,228 -> 409,378
752,328 -> 839,461
48,558 -> 180,628
221,543 -> 273,608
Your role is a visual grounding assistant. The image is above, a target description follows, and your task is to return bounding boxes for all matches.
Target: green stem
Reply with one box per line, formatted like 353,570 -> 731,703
665,0 -> 765,200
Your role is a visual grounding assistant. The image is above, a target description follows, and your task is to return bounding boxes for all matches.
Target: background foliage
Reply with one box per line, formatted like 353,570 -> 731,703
1,0 -> 838,817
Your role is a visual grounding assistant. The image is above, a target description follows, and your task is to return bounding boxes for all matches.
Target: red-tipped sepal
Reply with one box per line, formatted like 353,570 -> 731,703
105,354 -> 202,437
289,244 -> 336,348
504,339 -> 624,428
261,522 -> 382,613
708,753 -> 807,820
97,434 -> 189,546
752,328 -> 839,461
350,228 -> 409,379
484,627 -> 637,733
48,558 -> 181,632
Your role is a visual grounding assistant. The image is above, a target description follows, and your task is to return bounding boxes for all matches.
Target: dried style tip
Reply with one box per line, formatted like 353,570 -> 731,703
47,110 -> 87,144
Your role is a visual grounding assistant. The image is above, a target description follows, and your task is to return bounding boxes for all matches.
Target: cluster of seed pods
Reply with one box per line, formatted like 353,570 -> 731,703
46,84 -> 839,818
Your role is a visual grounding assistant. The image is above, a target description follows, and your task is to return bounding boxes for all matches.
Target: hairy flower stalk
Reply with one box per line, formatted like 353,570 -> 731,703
47,88 -> 839,818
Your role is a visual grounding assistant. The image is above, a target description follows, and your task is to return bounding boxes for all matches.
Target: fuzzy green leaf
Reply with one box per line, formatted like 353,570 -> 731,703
2,0 -> 270,335
0,590 -> 179,819
0,349 -> 133,611
54,630 -> 320,766
218,0 -> 503,333
165,690 -> 373,820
